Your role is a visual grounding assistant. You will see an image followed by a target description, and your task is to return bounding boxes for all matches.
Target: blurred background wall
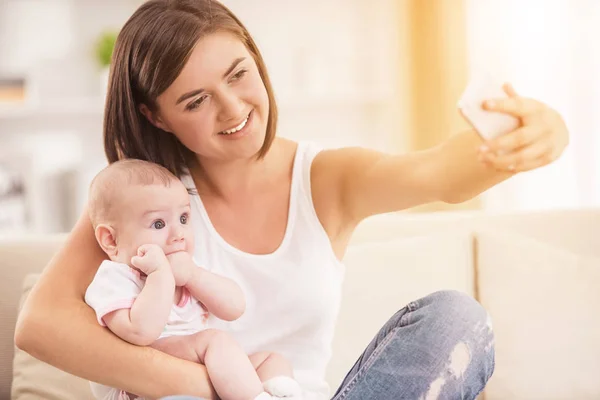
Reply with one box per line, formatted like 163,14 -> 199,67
0,0 -> 597,235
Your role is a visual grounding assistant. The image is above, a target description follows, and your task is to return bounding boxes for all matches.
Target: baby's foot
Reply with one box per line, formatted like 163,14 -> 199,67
263,376 -> 302,398
253,392 -> 274,400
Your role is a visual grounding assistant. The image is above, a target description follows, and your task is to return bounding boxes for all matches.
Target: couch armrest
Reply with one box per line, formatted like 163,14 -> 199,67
0,234 -> 66,398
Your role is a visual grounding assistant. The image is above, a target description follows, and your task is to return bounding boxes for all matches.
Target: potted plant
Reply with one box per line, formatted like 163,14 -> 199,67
95,30 -> 118,97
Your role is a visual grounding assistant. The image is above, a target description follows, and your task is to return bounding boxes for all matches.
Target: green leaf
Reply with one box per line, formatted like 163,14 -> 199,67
95,31 -> 119,67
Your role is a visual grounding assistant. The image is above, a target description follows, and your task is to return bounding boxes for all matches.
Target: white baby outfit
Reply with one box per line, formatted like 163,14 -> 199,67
85,260 -> 208,399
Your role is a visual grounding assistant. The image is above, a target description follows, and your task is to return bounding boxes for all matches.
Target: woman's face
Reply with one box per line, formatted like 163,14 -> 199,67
150,31 -> 270,163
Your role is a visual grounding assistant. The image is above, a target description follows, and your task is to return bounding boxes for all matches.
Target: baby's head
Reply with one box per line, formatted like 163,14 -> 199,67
88,159 -> 194,265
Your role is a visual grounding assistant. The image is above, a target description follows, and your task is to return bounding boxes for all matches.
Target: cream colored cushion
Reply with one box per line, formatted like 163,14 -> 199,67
12,273 -> 94,400
351,209 -> 600,258
327,231 -> 474,390
477,230 -> 600,400
0,234 -> 66,399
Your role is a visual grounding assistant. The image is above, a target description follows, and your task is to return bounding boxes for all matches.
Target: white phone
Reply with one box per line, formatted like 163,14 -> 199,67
458,71 -> 520,141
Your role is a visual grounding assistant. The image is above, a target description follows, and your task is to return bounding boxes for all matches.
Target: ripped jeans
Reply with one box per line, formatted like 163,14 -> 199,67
331,290 -> 495,400
160,290 -> 495,400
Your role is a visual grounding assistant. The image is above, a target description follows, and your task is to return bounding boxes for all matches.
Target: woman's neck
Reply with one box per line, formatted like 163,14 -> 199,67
190,139 -> 288,202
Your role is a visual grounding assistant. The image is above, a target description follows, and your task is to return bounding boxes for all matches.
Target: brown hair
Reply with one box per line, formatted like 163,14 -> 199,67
104,0 -> 278,177
88,159 -> 179,227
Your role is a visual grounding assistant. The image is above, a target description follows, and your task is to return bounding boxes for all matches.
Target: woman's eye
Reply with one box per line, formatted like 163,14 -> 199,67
152,220 -> 166,229
180,213 -> 188,224
231,69 -> 247,81
186,95 -> 208,111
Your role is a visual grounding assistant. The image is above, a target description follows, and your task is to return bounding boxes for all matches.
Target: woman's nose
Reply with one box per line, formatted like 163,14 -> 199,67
218,89 -> 244,122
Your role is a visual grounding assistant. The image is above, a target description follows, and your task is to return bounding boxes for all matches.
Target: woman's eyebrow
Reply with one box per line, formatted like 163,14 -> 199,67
175,57 -> 246,105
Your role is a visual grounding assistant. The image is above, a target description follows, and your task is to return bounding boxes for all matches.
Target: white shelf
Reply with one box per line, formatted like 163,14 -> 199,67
0,93 -> 395,125
0,97 -> 104,120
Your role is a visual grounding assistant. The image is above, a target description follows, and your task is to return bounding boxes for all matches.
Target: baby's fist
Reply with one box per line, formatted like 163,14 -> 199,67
131,244 -> 169,275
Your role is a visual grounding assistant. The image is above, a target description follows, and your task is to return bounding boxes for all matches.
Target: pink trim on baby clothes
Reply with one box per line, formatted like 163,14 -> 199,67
118,390 -> 140,400
176,287 -> 190,308
129,267 -> 147,281
96,298 -> 136,326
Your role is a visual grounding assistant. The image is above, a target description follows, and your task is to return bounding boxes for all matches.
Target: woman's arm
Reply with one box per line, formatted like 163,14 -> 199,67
313,86 -> 569,225
318,129 -> 511,222
14,209 -> 217,399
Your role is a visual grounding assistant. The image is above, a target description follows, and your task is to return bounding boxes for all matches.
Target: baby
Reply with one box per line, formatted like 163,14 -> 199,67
84,159 -> 302,400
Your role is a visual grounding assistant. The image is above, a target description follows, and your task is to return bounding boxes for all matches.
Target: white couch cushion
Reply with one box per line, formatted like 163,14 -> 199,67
327,230 -> 474,390
351,209 -> 600,258
477,229 -> 600,400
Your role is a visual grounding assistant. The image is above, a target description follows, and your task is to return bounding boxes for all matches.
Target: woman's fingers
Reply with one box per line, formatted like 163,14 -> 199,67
483,94 -> 542,118
482,141 -> 553,172
482,125 -> 547,155
509,153 -> 553,173
503,82 -> 518,98
472,81 -> 569,173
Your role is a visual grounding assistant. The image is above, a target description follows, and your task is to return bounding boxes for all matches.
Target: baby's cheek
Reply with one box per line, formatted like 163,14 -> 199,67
113,246 -> 135,266
144,230 -> 165,246
128,233 -> 155,258
186,235 -> 195,254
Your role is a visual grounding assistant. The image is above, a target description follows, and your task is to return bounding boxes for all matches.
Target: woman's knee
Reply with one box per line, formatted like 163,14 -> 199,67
417,290 -> 494,358
421,290 -> 491,326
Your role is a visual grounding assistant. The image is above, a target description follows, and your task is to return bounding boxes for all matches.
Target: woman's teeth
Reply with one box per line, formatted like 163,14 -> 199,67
220,114 -> 249,135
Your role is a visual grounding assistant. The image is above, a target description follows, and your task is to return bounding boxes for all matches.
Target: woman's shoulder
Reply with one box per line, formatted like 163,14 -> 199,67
273,137 -> 299,158
275,139 -> 358,255
274,138 -> 363,189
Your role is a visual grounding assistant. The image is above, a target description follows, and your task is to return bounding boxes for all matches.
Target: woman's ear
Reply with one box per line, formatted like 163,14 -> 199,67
95,224 -> 119,258
139,103 -> 171,133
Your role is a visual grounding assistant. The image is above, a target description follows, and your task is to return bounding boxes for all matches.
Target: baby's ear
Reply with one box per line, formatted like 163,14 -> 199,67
95,224 -> 118,257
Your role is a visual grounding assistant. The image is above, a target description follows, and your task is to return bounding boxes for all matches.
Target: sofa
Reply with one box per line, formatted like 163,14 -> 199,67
2,208 -> 600,400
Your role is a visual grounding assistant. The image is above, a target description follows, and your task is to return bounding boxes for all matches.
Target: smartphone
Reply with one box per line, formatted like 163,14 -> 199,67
458,71 -> 520,141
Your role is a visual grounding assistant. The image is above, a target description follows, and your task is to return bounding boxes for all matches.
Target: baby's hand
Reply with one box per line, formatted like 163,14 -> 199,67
166,251 -> 194,286
131,244 -> 169,275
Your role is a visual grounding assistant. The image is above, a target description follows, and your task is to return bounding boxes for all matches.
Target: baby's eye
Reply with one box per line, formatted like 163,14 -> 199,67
152,220 -> 166,229
180,213 -> 189,225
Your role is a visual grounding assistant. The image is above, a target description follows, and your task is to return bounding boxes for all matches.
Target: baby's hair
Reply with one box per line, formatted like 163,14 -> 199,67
88,159 -> 179,227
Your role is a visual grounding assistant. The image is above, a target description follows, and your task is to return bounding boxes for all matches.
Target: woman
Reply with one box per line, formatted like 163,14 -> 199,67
15,1 -> 568,399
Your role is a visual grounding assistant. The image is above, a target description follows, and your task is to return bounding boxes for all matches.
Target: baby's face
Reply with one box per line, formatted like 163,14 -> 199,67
113,180 -> 194,265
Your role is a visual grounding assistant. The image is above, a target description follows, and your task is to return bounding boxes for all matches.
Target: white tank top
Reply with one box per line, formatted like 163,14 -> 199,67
180,142 -> 345,400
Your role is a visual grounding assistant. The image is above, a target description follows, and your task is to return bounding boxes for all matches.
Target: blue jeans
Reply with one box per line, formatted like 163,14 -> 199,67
161,290 -> 495,400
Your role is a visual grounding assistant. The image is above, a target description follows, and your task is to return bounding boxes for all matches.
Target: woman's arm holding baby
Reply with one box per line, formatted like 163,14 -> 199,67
14,209 -> 217,399
103,245 -> 175,346
167,252 -> 246,321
